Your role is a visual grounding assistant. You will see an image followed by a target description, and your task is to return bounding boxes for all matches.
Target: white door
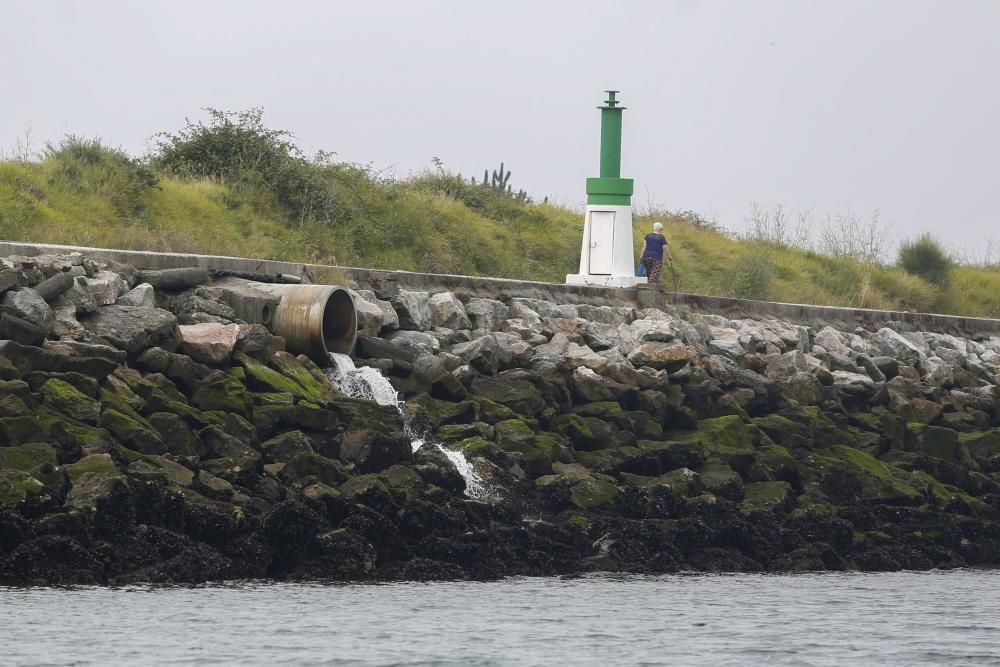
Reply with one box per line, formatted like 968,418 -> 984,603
587,211 -> 615,274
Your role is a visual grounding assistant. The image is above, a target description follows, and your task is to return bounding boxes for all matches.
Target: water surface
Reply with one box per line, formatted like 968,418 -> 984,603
3,571 -> 998,666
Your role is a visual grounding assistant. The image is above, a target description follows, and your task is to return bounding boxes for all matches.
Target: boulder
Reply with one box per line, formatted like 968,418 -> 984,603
0,313 -> 48,346
117,283 -> 155,308
85,271 -> 128,306
470,373 -> 545,416
391,290 -> 432,330
353,294 -> 387,338
1,288 -> 54,332
137,267 -> 210,291
80,306 -> 181,355
260,430 -> 315,464
427,292 -> 471,330
40,379 -> 101,424
179,323 -> 240,365
340,428 -> 413,473
32,273 -> 76,302
626,342 -> 695,372
0,340 -> 122,379
451,335 -> 502,375
873,328 -> 926,366
464,298 -> 509,331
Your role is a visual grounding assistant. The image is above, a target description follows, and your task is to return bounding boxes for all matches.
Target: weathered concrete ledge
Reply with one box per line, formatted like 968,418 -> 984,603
3,240 -> 998,338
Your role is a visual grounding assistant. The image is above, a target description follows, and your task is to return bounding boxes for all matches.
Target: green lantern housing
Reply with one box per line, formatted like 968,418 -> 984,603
585,91 -> 634,206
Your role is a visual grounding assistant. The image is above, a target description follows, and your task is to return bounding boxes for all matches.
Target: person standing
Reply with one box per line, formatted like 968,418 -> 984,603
640,222 -> 673,284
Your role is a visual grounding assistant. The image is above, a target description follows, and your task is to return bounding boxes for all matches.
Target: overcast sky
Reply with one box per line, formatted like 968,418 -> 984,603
2,0 -> 998,257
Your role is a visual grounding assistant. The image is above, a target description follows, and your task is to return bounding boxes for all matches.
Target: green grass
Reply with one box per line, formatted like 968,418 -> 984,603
1,137 -> 999,319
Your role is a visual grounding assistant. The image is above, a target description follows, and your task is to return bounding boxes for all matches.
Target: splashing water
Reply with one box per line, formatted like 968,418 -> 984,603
327,353 -> 494,500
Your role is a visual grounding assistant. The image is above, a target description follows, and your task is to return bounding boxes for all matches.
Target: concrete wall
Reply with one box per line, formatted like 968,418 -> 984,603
3,240 -> 999,338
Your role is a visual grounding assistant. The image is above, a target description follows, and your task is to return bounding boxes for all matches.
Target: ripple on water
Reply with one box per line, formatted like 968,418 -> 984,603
2,571 -> 1000,666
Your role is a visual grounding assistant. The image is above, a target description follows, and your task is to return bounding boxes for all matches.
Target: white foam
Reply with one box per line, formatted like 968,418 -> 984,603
327,353 -> 496,500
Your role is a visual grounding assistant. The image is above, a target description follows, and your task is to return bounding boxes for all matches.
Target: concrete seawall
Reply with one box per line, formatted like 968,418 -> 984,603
3,240 -> 998,337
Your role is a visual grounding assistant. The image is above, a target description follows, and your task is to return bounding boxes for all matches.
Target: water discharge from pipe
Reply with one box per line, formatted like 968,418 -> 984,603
327,353 -> 495,500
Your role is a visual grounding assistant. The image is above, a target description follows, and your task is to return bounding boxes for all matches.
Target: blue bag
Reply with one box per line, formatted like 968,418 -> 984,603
635,260 -> 646,277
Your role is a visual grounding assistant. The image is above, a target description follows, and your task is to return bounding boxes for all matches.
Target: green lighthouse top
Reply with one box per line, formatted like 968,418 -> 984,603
586,90 -> 633,206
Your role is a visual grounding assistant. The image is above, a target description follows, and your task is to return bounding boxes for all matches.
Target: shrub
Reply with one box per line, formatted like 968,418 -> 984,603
150,108 -> 351,227
898,233 -> 953,288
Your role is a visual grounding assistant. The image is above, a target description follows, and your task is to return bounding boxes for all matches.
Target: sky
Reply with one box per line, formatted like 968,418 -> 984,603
2,0 -> 998,258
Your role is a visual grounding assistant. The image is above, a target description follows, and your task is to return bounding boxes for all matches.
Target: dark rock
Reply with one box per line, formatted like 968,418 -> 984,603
340,428 -> 412,473
33,273 -> 76,302
80,306 -> 181,355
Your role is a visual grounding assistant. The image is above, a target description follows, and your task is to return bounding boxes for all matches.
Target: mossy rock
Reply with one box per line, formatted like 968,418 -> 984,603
740,481 -> 792,513
261,430 -> 315,464
158,400 -> 213,430
495,419 -> 536,451
435,422 -> 493,443
470,375 -> 546,417
575,446 -> 659,477
146,412 -> 201,457
0,469 -> 45,506
252,391 -> 296,407
191,371 -> 252,419
279,451 -> 348,488
752,414 -> 811,449
905,424 -> 971,466
63,453 -> 119,481
452,436 -> 501,460
268,353 -> 333,402
625,411 -> 663,440
129,454 -> 194,487
669,415 -> 756,474
0,394 -> 31,418
757,443 -> 799,484
253,403 -> 339,438
235,352 -> 312,399
98,380 -> 147,421
960,429 -> 1000,467
0,442 -> 57,472
790,495 -> 839,519
637,439 -> 707,472
0,416 -> 47,446
302,482 -> 342,502
696,462 -> 745,501
35,406 -> 113,454
622,466 -> 701,498
472,396 -> 517,424
814,445 -> 921,504
99,408 -> 166,455
791,406 -> 853,450
339,473 -> 390,501
65,471 -> 128,511
558,413 -> 595,448
569,474 -> 618,510
571,402 -> 632,431
534,432 -> 573,464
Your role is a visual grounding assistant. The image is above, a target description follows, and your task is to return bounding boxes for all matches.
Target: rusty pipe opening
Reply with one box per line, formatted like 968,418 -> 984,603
319,287 -> 358,356
223,281 -> 357,362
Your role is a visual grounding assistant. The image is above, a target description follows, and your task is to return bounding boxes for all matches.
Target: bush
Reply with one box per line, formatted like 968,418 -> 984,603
898,233 -> 953,288
150,108 -> 351,227
43,136 -> 158,217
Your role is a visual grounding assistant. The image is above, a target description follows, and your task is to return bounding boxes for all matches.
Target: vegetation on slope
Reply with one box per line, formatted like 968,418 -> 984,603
1,109 -> 998,318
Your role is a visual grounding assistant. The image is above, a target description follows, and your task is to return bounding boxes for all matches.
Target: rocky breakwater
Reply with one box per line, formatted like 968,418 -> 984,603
1,250 -> 999,584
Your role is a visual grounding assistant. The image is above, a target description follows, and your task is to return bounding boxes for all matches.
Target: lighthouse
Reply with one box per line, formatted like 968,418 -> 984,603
566,90 -> 645,288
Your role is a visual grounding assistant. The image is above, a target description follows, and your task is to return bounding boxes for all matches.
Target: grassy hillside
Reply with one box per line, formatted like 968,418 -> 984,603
1,119 -> 998,319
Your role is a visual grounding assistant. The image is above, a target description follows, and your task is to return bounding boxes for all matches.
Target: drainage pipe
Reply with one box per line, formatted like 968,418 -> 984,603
254,283 -> 357,360
219,280 -> 357,361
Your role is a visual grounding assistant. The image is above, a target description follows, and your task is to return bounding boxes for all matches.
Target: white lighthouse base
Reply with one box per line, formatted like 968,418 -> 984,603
565,273 -> 646,288
565,204 -> 646,288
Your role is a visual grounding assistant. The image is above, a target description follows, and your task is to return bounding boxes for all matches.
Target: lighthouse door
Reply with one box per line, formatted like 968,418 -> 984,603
587,211 -> 615,274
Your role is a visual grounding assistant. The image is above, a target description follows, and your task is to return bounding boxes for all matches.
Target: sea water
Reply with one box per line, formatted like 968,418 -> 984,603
3,571 -> 999,665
